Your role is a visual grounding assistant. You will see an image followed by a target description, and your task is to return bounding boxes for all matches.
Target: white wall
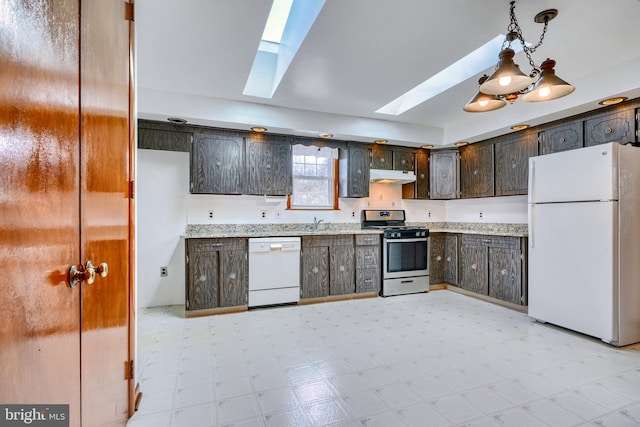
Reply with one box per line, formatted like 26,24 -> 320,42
137,149 -> 527,307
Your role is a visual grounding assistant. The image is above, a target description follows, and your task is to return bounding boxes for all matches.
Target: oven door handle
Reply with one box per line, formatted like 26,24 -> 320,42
384,237 -> 428,244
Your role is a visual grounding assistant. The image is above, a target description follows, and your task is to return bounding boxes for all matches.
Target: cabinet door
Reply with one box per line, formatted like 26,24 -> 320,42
489,246 -> 522,305
219,250 -> 248,307
403,150 -> 428,199
301,247 -> 329,298
540,121 -> 583,154
495,132 -> 538,196
339,144 -> 370,198
429,150 -> 459,199
459,240 -> 488,294
585,109 -> 635,146
191,133 -> 244,194
246,134 -> 291,196
330,246 -> 355,295
371,145 -> 392,169
138,124 -> 192,152
186,241 -> 219,310
393,150 -> 415,172
429,234 -> 445,284
444,234 -> 458,285
460,143 -> 494,198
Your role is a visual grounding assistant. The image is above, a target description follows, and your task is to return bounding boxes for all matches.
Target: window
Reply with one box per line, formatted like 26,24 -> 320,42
290,144 -> 338,209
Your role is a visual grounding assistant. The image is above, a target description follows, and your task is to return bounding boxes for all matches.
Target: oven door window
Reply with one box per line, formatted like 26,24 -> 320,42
386,239 -> 428,272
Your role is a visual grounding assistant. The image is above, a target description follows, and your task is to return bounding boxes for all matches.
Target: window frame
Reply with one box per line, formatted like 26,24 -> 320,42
287,144 -> 340,211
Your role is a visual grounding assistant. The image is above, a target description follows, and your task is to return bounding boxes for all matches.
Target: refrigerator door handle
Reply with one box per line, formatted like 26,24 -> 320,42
530,203 -> 535,248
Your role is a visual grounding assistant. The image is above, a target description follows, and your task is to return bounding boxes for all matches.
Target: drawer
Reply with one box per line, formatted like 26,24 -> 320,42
188,238 -> 247,252
355,268 -> 380,293
355,234 -> 381,246
303,234 -> 353,248
460,234 -> 520,249
355,246 -> 380,269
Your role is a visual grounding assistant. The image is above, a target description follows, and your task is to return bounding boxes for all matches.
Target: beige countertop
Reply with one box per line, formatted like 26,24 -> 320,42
184,222 -> 528,239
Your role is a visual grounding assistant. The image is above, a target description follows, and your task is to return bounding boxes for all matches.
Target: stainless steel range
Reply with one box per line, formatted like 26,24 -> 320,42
361,209 -> 430,297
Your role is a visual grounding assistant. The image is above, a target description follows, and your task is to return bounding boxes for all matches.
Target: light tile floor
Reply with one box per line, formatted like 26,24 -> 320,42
127,291 -> 640,427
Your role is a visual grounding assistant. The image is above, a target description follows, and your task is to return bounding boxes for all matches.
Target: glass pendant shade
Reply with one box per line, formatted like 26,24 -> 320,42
480,48 -> 533,95
522,59 -> 575,102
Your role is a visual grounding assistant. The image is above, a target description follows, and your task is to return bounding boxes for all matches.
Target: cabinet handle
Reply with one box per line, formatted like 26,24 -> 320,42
471,263 -> 477,270
380,158 -> 385,163
605,127 -> 613,134
512,163 -> 517,169
216,161 -> 221,166
401,159 -> 406,165
266,163 -> 271,169
559,137 -> 566,143
364,279 -> 373,283
198,275 -> 207,282
364,255 -> 373,259
436,256 -> 442,262
473,170 -> 478,176
357,169 -> 362,175
446,257 -> 451,262
420,173 -> 425,179
228,273 -> 237,280
339,265 -> 345,272
500,269 -> 507,276
312,267 -> 319,274
482,239 -> 492,243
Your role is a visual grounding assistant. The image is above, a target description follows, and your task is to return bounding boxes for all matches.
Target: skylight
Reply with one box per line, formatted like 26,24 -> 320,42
376,35 -> 525,116
243,0 -> 326,99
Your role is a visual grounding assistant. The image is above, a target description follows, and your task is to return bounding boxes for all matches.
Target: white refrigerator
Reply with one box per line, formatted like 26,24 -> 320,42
528,142 -> 640,346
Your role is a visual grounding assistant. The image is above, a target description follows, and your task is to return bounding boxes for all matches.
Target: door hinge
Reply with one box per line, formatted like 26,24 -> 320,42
124,360 -> 134,380
125,2 -> 134,21
129,180 -> 135,199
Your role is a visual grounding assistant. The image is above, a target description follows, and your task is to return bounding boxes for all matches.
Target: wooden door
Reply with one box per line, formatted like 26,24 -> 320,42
495,132 -> 538,196
585,109 -> 635,146
459,238 -> 488,295
80,0 -> 133,424
460,143 -> 494,198
489,246 -> 522,305
191,132 -> 245,194
429,234 -> 445,284
301,246 -> 329,298
0,1 -> 133,425
219,247 -> 248,307
415,151 -> 429,199
371,145 -> 392,170
0,1 -> 82,422
330,245 -> 355,295
246,134 -> 291,196
186,240 -> 220,310
393,150 -> 415,172
444,235 -> 459,285
540,120 -> 583,154
429,150 -> 459,199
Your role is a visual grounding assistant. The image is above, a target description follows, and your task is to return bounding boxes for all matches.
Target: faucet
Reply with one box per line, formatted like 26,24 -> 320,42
312,217 -> 324,231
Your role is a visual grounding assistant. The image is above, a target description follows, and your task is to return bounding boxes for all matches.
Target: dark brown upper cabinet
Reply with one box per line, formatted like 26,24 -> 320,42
392,149 -> 415,172
138,121 -> 192,152
460,143 -> 494,198
585,108 -> 636,146
191,130 -> 245,194
371,145 -> 393,170
539,120 -> 584,154
339,143 -> 371,198
245,134 -> 292,196
495,131 -> 538,196
403,150 -> 429,199
429,150 -> 459,200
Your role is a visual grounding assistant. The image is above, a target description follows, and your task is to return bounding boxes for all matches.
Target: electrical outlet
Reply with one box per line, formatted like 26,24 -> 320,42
260,210 -> 267,219
479,212 -> 483,218
351,211 -> 356,218
428,211 -> 432,218
160,266 -> 168,277
274,209 -> 281,219
208,210 -> 214,220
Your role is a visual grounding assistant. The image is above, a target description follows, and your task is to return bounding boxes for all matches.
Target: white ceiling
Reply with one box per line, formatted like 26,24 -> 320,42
136,0 -> 640,148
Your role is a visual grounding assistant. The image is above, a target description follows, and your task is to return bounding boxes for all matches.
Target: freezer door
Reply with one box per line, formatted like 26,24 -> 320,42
528,142 -> 617,204
528,201 -> 617,343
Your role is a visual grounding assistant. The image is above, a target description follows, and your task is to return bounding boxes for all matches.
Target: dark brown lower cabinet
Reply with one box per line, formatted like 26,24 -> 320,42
301,235 -> 355,298
458,234 -> 527,305
444,234 -> 459,285
355,234 -> 381,293
429,233 -> 446,284
186,238 -> 248,311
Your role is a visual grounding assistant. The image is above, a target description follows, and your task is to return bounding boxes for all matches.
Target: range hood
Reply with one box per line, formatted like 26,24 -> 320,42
369,169 -> 416,184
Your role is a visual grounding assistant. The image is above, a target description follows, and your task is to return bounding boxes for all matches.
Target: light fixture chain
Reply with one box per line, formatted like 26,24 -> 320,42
508,1 -> 549,76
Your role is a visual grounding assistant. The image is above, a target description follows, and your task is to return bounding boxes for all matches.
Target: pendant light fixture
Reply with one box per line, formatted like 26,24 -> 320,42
464,1 -> 574,112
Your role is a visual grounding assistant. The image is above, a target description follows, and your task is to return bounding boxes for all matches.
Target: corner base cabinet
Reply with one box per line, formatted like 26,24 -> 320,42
458,235 -> 527,305
186,238 -> 248,311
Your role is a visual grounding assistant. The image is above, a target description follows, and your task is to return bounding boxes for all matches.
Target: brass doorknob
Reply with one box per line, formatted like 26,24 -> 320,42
68,260 -> 108,287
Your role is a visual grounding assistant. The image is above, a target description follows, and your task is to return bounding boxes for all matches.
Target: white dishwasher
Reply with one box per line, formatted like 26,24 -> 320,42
248,237 -> 301,308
